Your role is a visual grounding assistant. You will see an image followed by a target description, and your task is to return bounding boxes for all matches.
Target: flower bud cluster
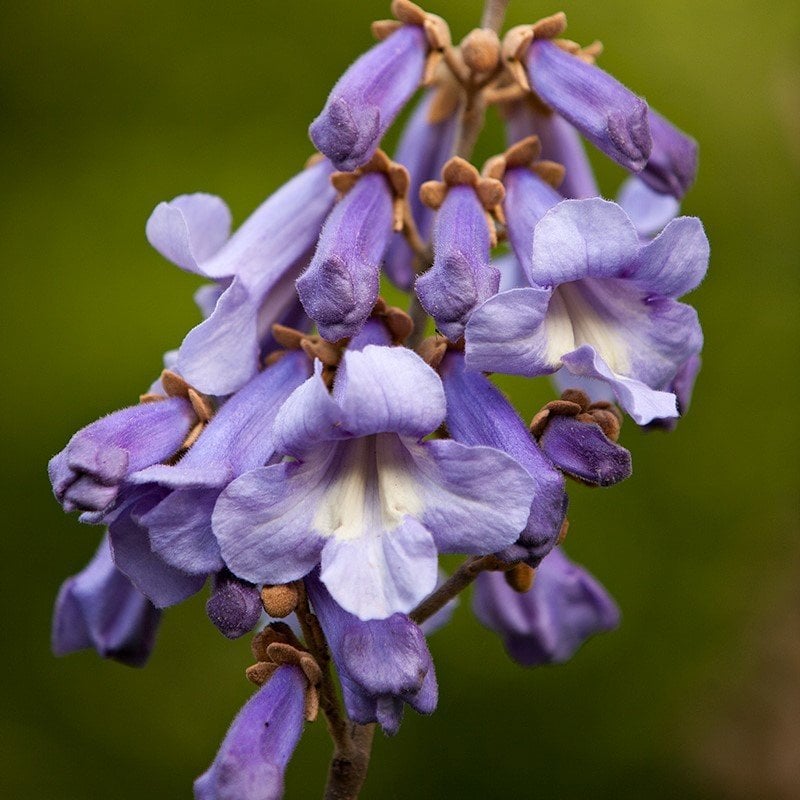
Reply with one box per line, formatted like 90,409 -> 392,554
49,2 -> 708,798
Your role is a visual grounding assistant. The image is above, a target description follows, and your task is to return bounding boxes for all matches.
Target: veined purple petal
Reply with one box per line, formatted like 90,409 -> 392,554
306,569 -> 437,734
109,489 -> 206,608
146,193 -> 232,278
440,351 -> 566,564
194,665 -> 306,800
205,571 -> 263,639
503,167 -> 562,279
639,109 -> 698,199
49,397 -> 196,514
297,173 -> 394,341
504,101 -> 599,199
174,160 -> 336,395
385,89 -> 459,289
52,534 -> 161,667
617,177 -> 679,238
310,25 -> 428,171
538,415 -> 631,486
526,40 -> 651,172
416,185 -> 499,340
496,251 -> 529,292
414,439 -> 535,555
473,547 -> 619,666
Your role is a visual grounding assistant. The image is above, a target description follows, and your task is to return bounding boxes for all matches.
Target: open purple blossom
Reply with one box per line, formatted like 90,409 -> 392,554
306,570 -> 436,734
194,665 -> 307,800
466,198 -> 709,424
617,176 -> 680,238
439,349 -> 566,566
473,547 -> 620,666
213,345 -> 535,620
309,15 -> 431,172
52,534 -> 161,667
146,159 -> 336,395
645,352 -> 702,432
384,88 -> 459,289
524,39 -> 651,173
127,350 -> 311,580
297,171 -> 395,341
48,396 -> 197,514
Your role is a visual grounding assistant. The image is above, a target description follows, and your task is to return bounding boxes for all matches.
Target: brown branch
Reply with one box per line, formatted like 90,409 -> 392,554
323,723 -> 376,800
480,0 -> 511,33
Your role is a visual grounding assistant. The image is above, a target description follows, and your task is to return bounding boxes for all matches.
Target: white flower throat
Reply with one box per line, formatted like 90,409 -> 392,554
313,434 -> 424,541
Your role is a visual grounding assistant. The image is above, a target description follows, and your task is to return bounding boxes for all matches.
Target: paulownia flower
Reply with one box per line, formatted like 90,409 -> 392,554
213,345 -> 534,620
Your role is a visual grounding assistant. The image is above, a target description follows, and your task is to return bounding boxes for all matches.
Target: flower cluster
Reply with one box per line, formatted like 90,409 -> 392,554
49,2 -> 708,798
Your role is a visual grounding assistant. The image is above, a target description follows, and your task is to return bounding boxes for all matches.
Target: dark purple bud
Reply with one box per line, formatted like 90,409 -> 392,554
52,534 -> 161,667
439,351 -> 566,565
384,89 -> 459,289
639,109 -> 699,199
416,185 -> 499,341
526,40 -> 651,172
194,665 -> 306,800
297,173 -> 394,341
538,415 -> 632,486
473,548 -> 619,666
306,570 -> 436,735
48,396 -> 196,514
310,25 -> 428,171
206,571 -> 263,639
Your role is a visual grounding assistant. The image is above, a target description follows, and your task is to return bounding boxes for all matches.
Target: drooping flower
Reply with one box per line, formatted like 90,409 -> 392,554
48,394 -> 197,514
146,158 -> 336,395
306,570 -> 436,734
465,198 -> 709,424
52,534 -> 161,667
437,347 -> 566,566
473,547 -> 619,666
415,158 -> 505,340
194,665 -> 307,800
296,153 -> 408,341
309,1 -> 449,172
213,345 -> 535,620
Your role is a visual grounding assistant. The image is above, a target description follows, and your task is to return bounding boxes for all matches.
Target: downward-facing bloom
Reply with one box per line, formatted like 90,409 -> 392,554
473,547 -> 620,666
306,570 -> 436,734
52,534 -> 161,667
194,665 -> 307,800
466,198 -> 710,424
146,159 -> 336,395
214,345 -> 535,619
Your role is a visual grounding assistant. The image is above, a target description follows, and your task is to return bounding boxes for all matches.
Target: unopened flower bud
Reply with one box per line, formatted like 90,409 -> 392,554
461,28 -> 500,74
261,583 -> 300,618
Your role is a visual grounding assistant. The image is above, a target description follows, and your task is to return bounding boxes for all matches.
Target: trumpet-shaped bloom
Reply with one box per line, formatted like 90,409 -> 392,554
297,173 -> 394,341
214,345 -> 534,620
194,665 -> 306,800
466,198 -> 709,424
310,25 -> 427,171
306,570 -> 436,734
146,160 -> 335,395
52,534 -> 161,667
473,547 -> 619,666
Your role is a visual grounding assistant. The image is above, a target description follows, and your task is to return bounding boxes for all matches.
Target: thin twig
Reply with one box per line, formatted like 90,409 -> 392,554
480,0 -> 510,33
323,723 -> 376,800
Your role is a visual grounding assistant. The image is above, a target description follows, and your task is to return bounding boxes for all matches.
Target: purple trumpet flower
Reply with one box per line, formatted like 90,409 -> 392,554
48,396 -> 197,514
52,534 -> 161,667
439,349 -> 566,566
306,570 -> 436,734
146,158 -> 336,395
415,160 -> 504,340
194,665 -> 306,800
525,39 -> 651,173
296,172 -> 395,341
213,345 -> 534,620
473,547 -> 619,666
127,350 -> 311,581
646,352 -> 702,432
384,88 -> 459,289
466,198 -> 709,424
309,24 -> 428,172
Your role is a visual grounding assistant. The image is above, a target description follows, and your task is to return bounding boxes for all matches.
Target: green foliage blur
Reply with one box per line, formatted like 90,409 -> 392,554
2,1 -> 798,797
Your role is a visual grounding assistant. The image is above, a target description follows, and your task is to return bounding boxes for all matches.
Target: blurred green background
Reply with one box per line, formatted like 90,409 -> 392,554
2,0 -> 799,797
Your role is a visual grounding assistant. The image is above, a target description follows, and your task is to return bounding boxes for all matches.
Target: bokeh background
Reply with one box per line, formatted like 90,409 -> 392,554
2,0 -> 799,797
